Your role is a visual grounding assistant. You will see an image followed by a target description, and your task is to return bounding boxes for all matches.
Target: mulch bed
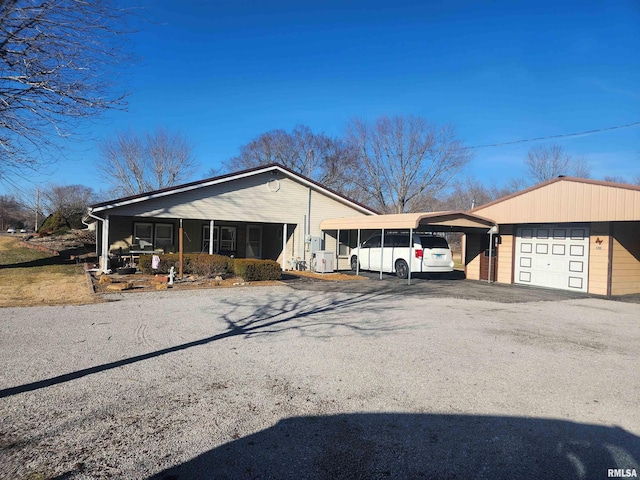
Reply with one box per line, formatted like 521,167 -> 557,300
89,269 -> 368,294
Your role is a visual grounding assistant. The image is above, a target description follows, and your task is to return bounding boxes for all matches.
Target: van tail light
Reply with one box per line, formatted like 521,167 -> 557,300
415,249 -> 423,259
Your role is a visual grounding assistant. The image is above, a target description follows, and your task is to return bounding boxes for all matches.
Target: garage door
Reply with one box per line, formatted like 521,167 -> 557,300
515,224 -> 589,292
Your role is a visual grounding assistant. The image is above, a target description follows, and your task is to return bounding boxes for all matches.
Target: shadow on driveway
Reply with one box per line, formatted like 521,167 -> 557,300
148,413 -> 640,480
282,270 -> 600,303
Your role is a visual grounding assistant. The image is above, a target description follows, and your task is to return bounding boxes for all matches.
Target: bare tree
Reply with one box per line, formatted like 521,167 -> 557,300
346,115 -> 472,213
437,177 -> 496,211
0,195 -> 26,230
42,184 -> 94,215
0,0 -> 133,178
224,125 -> 358,194
525,144 -> 591,182
97,128 -> 197,196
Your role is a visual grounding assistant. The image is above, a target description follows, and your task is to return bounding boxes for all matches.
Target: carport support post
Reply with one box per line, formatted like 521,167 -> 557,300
380,228 -> 385,280
356,229 -> 360,276
408,227 -> 413,286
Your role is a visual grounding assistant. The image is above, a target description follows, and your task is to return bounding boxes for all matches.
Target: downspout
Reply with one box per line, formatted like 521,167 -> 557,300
87,209 -> 110,273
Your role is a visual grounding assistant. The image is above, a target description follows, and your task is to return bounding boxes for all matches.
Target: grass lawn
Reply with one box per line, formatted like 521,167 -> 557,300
0,236 -> 97,308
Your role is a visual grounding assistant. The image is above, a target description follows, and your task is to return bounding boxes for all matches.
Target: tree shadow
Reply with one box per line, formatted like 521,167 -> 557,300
0,291 -> 405,398
147,413 -> 639,480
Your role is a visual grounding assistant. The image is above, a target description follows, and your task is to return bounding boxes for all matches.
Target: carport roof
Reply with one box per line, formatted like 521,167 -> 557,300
320,211 -> 497,232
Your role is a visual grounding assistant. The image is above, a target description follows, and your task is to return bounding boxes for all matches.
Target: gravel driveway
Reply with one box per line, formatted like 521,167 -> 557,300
1,284 -> 639,479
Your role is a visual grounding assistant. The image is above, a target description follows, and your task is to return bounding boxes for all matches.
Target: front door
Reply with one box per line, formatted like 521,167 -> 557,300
246,225 -> 262,259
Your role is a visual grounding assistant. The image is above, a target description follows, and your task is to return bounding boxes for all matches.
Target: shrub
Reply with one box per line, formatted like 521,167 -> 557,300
138,253 -> 230,276
191,253 -> 230,277
139,253 -> 186,274
38,211 -> 71,235
232,259 -> 282,281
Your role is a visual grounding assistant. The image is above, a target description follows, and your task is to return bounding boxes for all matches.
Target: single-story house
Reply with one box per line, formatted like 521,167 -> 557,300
465,176 -> 640,296
88,164 -> 377,272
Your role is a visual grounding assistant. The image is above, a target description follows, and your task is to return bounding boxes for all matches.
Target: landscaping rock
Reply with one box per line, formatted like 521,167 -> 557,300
105,282 -> 133,292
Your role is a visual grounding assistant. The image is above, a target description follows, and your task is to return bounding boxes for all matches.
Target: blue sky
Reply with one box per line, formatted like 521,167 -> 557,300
4,0 -> 639,198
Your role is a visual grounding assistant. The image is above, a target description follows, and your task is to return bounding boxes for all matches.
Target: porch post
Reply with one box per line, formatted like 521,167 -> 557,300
282,223 -> 287,270
179,219 -> 184,279
209,220 -> 215,255
336,229 -> 340,272
102,215 -> 110,273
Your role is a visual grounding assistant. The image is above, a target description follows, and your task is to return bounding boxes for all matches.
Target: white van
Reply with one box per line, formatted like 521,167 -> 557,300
351,233 -> 454,279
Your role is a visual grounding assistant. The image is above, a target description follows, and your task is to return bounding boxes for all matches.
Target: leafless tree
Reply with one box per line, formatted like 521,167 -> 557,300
345,115 -> 472,214
97,128 -> 197,196
224,125 -> 359,194
525,144 -> 591,182
0,0 -> 134,178
41,184 -> 94,217
0,195 -> 26,230
436,177 -> 496,211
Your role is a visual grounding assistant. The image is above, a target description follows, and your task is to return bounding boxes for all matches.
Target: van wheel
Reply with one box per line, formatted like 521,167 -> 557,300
395,259 -> 409,279
350,256 -> 359,271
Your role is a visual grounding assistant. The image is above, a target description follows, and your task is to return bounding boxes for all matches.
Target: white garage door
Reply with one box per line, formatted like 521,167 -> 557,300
515,224 -> 589,292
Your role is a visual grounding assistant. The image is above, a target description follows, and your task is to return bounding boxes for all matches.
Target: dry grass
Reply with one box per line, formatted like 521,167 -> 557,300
0,236 -> 97,308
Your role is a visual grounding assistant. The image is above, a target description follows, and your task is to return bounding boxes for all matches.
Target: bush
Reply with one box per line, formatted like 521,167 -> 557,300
138,254 -> 281,280
232,259 -> 282,281
138,253 -> 229,276
38,211 -> 71,235
191,253 -> 230,277
139,253 -> 186,274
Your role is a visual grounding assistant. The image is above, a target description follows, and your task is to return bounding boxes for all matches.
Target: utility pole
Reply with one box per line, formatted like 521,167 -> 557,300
35,188 -> 39,232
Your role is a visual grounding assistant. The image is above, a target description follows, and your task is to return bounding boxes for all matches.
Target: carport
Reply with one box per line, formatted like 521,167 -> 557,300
320,211 -> 497,285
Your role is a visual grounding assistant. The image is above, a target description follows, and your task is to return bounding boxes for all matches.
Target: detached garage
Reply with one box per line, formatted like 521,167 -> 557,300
466,177 -> 640,296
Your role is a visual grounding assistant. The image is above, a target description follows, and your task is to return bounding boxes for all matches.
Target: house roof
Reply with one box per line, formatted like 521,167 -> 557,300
471,176 -> 640,224
89,163 -> 378,216
320,211 -> 496,233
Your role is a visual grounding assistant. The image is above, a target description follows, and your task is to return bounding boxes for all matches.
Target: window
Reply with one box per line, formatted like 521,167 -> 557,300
133,222 -> 173,251
155,224 -> 174,251
220,226 -> 236,252
133,223 -> 153,247
202,225 -> 219,253
362,236 -> 380,248
420,236 -> 449,249
338,230 -> 353,256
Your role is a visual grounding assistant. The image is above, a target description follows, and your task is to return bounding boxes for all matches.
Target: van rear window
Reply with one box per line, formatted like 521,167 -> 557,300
420,236 -> 449,249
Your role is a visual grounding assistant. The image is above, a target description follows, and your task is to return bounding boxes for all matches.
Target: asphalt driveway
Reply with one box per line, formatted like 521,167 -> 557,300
1,284 -> 639,479
285,269 -> 637,303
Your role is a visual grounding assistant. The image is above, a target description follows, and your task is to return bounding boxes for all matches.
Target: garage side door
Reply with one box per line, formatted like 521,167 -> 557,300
515,224 -> 589,292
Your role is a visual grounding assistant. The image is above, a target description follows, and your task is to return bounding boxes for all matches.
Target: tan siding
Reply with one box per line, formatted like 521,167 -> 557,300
108,174 -> 313,223
587,223 -> 610,296
611,222 -> 640,295
309,188 -> 370,238
104,172 -> 371,264
496,233 -> 513,284
464,233 -> 482,280
474,180 -> 640,224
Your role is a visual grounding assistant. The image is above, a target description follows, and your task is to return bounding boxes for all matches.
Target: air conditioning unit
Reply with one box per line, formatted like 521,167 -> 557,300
314,251 -> 334,273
